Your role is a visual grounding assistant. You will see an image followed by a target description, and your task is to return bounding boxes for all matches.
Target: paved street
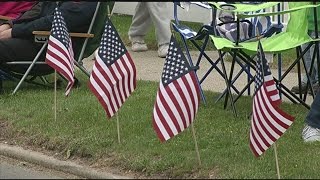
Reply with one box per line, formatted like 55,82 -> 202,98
0,155 -> 80,179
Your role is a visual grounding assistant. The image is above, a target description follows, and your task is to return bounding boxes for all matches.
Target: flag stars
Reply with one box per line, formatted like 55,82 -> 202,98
97,21 -> 127,66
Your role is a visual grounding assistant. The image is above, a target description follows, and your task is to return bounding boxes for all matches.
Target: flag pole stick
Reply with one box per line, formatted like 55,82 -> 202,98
273,143 -> 281,179
255,27 -> 281,179
54,70 -> 57,121
116,112 -> 120,143
191,124 -> 201,166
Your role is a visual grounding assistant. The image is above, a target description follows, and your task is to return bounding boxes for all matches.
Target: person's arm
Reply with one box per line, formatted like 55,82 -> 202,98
11,1 -> 98,38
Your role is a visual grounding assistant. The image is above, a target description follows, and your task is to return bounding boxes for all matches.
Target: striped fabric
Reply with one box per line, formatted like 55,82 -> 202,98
89,18 -> 136,118
152,35 -> 200,142
45,6 -> 75,96
249,41 -> 295,157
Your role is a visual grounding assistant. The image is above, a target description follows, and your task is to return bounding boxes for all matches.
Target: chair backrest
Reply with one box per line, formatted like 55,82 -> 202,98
285,2 -> 311,35
81,2 -> 109,60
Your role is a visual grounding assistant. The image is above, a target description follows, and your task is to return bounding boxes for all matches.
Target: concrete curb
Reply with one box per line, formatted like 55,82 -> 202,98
0,143 -> 131,179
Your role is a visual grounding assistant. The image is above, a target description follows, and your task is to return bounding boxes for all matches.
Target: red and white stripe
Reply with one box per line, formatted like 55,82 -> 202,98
153,72 -> 200,142
88,50 -> 136,118
264,74 -> 281,106
249,83 -> 294,157
46,36 -> 75,96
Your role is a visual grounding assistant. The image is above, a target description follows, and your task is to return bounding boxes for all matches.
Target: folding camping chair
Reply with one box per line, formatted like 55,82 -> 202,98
172,2 -> 283,112
211,2 -> 284,114
0,2 -> 109,94
172,1 -> 246,105
208,2 -> 320,113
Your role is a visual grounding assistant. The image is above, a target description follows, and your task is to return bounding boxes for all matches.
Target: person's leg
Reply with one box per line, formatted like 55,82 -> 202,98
128,2 -> 152,52
146,2 -> 171,57
292,31 -> 318,93
302,31 -> 318,85
302,89 -> 320,142
0,38 -> 43,64
0,38 -> 44,78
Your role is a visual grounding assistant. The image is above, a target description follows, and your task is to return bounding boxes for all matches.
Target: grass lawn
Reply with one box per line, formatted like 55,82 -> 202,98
0,71 -> 319,179
0,12 -> 316,178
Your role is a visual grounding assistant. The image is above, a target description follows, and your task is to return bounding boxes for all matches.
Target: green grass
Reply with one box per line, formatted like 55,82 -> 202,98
1,72 -> 319,178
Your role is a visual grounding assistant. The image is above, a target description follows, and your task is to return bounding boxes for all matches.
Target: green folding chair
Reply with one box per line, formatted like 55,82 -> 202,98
208,2 -> 320,113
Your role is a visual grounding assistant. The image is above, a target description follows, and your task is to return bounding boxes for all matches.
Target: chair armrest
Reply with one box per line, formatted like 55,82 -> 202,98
237,3 -> 320,19
32,31 -> 94,38
0,15 -> 13,21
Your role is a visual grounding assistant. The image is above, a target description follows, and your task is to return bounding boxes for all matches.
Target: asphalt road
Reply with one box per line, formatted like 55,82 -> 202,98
0,155 -> 81,179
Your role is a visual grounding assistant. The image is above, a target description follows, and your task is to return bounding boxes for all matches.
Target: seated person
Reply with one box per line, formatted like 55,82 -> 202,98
0,1 -> 98,74
0,1 -> 36,23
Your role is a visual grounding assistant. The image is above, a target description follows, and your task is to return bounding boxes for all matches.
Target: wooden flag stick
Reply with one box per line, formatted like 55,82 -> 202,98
191,124 -> 201,166
116,112 -> 120,143
273,142 -> 281,179
107,4 -> 111,17
54,70 -> 57,121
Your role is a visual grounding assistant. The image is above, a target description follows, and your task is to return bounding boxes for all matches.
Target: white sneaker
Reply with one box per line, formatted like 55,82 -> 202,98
131,42 -> 148,52
302,125 -> 320,142
158,44 -> 169,58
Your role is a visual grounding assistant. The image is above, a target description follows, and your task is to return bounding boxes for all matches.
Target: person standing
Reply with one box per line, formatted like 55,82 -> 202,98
291,5 -> 319,95
128,2 -> 171,58
302,89 -> 320,142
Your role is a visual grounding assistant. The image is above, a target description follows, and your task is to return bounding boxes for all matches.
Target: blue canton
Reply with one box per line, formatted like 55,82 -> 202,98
98,19 -> 126,67
51,7 -> 70,49
161,37 -> 191,86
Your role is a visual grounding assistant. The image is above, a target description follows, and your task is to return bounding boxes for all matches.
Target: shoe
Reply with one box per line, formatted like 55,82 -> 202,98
291,83 -> 308,94
129,34 -> 147,52
131,42 -> 148,52
302,125 -> 320,142
308,83 -> 319,95
158,44 -> 169,58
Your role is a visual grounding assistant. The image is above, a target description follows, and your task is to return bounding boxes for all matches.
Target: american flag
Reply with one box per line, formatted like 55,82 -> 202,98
152,35 -> 201,142
88,18 -> 136,118
45,6 -> 75,96
249,41 -> 295,157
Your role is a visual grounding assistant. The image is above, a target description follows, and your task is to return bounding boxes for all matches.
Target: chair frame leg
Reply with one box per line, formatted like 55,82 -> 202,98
218,50 -> 237,116
12,42 -> 48,95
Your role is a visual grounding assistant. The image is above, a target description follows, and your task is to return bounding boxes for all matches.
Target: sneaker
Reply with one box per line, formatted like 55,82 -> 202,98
291,83 -> 308,94
158,44 -> 169,58
131,41 -> 148,52
302,125 -> 320,142
308,83 -> 319,95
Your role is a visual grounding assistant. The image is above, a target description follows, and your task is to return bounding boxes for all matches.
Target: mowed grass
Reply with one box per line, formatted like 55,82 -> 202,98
1,71 -> 319,178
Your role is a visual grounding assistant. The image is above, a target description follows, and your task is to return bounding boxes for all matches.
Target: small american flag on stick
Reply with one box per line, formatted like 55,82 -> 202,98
45,6 -> 75,96
88,18 -> 136,118
153,35 -> 201,142
249,41 -> 295,157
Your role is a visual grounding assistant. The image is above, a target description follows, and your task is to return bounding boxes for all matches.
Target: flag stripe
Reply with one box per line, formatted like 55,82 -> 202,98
159,84 -> 183,132
44,8 -> 75,96
166,84 -> 187,131
179,75 -> 197,126
92,60 -> 118,116
47,37 -> 74,73
90,67 -> 116,117
46,49 -> 73,82
152,36 -> 200,142
249,41 -> 295,157
154,95 -> 175,139
88,19 -> 136,119
88,76 -> 112,118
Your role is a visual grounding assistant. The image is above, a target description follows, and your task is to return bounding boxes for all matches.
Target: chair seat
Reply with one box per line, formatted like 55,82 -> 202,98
173,24 -> 197,40
210,31 -> 313,54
